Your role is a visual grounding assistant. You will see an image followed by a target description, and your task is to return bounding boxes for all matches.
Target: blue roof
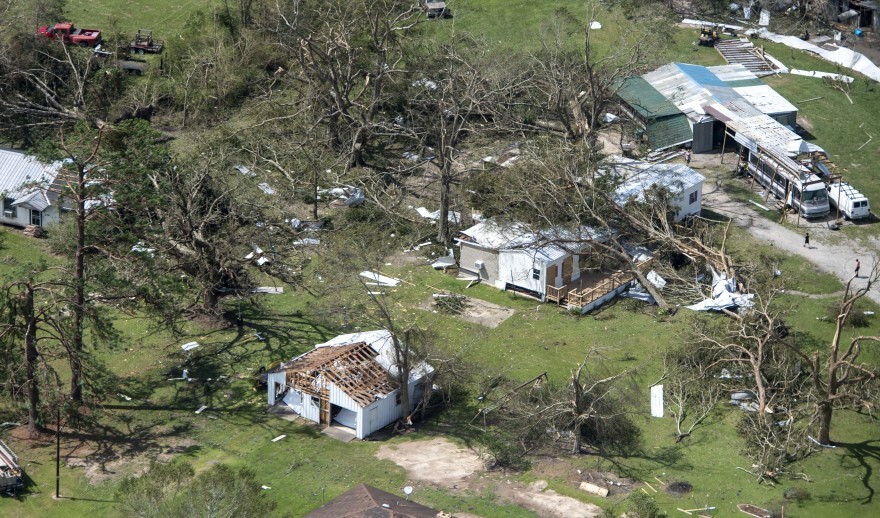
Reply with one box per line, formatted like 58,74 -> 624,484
676,63 -> 727,88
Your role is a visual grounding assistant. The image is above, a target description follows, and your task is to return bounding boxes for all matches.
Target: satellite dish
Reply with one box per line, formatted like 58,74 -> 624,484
403,486 -> 414,500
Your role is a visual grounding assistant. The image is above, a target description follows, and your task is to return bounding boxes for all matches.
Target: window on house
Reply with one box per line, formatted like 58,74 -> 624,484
532,268 -> 541,280
30,210 -> 42,227
689,191 -> 698,205
3,199 -> 16,219
310,396 -> 319,407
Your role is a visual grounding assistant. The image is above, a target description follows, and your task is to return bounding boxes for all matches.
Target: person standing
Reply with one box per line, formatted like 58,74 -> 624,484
804,232 -> 810,248
684,149 -> 692,166
855,258 -> 861,278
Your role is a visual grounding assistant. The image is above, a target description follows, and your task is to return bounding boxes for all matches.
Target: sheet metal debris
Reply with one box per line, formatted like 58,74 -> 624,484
686,267 -> 754,312
359,271 -> 401,287
181,341 -> 200,352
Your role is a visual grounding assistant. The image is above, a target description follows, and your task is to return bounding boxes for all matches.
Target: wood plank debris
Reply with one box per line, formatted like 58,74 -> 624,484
195,405 -> 208,414
271,434 -> 287,442
578,481 -> 609,497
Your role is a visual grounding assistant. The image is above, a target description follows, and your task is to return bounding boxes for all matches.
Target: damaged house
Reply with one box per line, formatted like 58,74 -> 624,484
606,156 -> 706,221
267,330 -> 433,439
0,148 -> 65,229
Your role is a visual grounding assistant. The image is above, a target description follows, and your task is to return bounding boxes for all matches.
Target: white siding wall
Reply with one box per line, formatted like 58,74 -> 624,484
300,391 -> 320,423
266,372 -> 287,405
357,393 -> 400,439
673,180 -> 703,220
329,383 -> 362,412
498,250 -> 545,295
0,206 -> 58,228
459,243 -> 499,283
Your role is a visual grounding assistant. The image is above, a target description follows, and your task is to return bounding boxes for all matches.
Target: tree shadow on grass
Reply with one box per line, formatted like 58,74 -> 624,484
835,439 -> 880,504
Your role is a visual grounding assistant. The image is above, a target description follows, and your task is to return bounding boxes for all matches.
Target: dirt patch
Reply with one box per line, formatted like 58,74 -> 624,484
376,437 -> 485,489
65,437 -> 199,484
495,480 -> 603,518
385,250 -> 429,268
418,295 -> 514,328
666,481 -> 693,496
377,439 -> 603,517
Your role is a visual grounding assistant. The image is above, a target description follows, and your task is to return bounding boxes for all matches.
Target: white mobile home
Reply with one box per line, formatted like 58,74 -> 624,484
607,156 -> 706,221
0,148 -> 64,229
457,219 -> 605,300
267,330 -> 433,439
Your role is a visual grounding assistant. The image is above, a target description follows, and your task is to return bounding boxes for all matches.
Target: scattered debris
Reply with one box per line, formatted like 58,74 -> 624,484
261,485 -> 271,490
414,206 -> 462,224
589,21 -> 601,30
748,200 -> 770,211
790,69 -> 854,84
359,271 -> 401,287
181,341 -> 200,352
251,286 -> 283,294
271,435 -> 286,442
195,405 -> 208,414
737,503 -> 772,518
257,183 -> 276,195
117,393 -> 132,401
686,267 -> 754,312
808,435 -> 837,448
578,481 -> 609,497
318,185 -> 364,207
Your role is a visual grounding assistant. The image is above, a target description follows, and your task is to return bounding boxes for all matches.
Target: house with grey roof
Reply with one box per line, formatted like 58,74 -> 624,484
456,219 -> 609,299
605,156 -> 706,221
306,484 -> 441,517
0,148 -> 64,229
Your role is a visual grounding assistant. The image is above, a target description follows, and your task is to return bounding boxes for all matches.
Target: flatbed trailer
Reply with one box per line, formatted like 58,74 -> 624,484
128,29 -> 164,54
0,439 -> 24,494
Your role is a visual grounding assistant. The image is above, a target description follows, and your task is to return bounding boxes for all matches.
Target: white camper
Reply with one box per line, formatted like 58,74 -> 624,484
827,182 -> 870,220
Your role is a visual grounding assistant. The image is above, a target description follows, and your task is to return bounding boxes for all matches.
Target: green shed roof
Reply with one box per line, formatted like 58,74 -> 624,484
616,77 -> 683,119
646,114 -> 693,151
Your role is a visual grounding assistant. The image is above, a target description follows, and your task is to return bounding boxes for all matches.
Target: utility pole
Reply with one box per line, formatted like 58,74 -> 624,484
55,405 -> 61,498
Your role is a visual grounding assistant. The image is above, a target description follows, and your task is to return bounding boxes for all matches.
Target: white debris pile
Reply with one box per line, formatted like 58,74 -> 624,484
686,267 -> 754,312
318,185 -> 364,206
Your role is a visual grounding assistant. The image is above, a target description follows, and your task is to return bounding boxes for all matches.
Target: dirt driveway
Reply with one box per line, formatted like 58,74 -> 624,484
376,438 -> 602,517
694,153 -> 880,305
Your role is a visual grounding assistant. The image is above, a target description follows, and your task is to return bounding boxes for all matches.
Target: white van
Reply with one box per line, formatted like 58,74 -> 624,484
827,182 -> 870,220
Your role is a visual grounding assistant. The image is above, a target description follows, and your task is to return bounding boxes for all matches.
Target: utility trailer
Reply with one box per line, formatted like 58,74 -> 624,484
0,439 -> 24,495
93,48 -> 147,76
128,30 -> 163,54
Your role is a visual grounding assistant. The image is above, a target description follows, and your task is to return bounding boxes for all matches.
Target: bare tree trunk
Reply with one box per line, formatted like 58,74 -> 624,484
437,173 -> 450,244
23,284 -> 40,436
70,164 -> 86,403
817,400 -> 833,445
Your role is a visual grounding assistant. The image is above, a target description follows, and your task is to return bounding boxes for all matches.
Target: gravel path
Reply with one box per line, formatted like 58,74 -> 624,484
694,156 -> 880,305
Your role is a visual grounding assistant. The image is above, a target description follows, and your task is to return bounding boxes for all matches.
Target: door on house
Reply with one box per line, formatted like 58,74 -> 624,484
546,264 -> 558,288
30,210 -> 42,227
562,256 -> 573,284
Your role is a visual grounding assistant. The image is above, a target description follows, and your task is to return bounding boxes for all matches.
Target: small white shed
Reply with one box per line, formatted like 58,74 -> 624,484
0,148 -> 64,229
607,156 -> 705,221
267,330 -> 433,439
457,219 -> 605,300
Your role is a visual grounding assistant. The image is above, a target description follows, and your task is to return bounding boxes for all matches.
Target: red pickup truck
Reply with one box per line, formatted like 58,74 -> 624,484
37,22 -> 102,47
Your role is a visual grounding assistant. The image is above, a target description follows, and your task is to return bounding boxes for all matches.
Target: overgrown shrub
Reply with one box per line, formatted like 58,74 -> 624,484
626,491 -> 660,518
825,300 -> 872,328
482,430 -> 531,471
784,487 -> 811,503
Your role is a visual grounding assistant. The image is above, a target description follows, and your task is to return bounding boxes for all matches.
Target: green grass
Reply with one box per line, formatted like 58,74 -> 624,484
4,1 -> 880,517
64,0 -> 222,37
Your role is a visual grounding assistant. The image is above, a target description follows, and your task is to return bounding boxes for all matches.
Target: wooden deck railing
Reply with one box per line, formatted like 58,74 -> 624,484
545,284 -> 567,303
551,258 -> 654,309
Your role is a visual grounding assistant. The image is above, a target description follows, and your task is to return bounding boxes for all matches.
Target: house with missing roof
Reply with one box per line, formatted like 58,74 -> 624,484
0,148 -> 64,229
266,330 -> 433,439
616,63 -> 798,153
306,484 -> 442,517
606,157 -> 706,221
